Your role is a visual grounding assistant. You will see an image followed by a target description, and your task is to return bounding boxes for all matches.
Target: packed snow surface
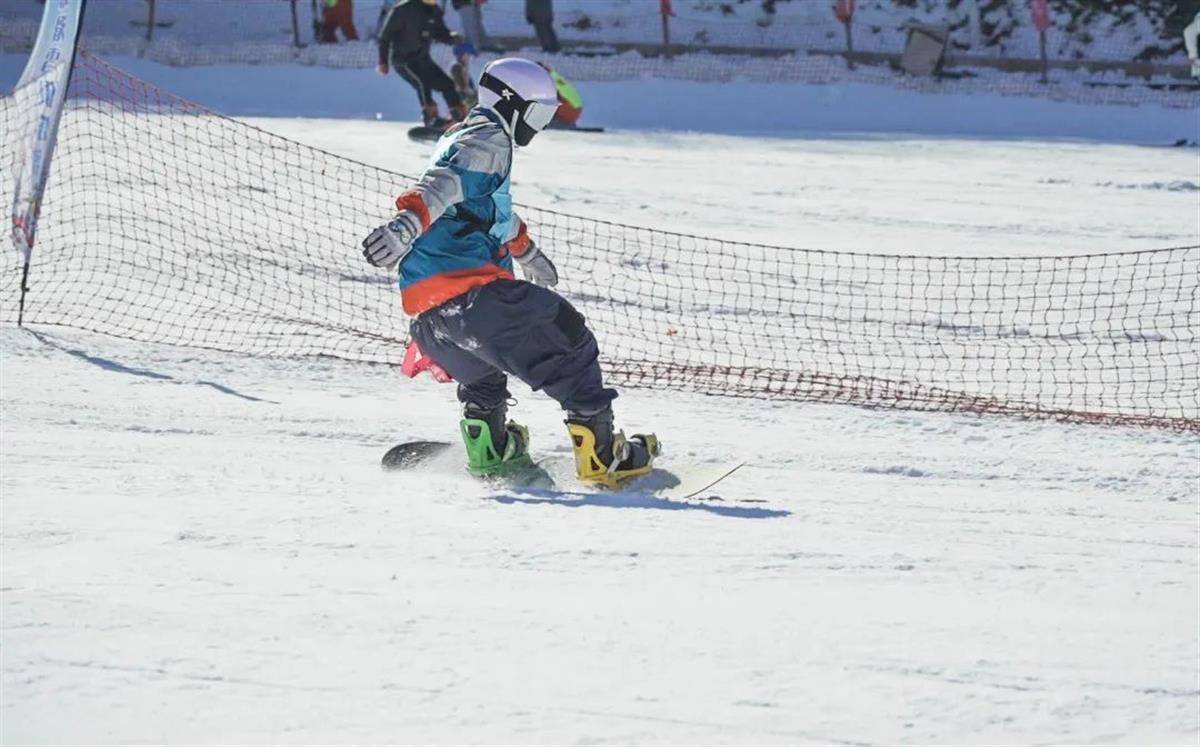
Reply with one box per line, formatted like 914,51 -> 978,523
2,54 -> 1199,745
3,325 -> 1197,745
252,116 -> 1200,255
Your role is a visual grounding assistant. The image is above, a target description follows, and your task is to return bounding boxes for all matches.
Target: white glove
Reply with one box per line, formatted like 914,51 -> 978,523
362,211 -> 422,269
515,240 -> 558,287
1192,58 -> 1200,81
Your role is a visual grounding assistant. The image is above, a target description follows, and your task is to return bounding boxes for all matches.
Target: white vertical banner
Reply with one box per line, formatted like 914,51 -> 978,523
9,0 -> 87,264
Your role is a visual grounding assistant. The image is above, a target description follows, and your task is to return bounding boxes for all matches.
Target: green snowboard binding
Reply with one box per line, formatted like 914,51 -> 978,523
460,413 -> 533,478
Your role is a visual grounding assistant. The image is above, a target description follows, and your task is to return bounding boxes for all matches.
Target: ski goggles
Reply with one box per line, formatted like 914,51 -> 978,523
479,72 -> 560,145
521,98 -> 559,132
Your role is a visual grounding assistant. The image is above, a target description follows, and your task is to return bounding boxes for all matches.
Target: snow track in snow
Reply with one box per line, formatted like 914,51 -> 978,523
2,327 -> 1196,744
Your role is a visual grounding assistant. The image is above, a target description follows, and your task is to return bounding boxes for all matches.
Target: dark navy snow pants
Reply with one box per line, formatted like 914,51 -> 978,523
410,279 -> 617,414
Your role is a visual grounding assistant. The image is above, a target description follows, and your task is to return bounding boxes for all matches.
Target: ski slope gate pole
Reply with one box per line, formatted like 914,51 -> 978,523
660,0 -> 673,59
1031,0 -> 1050,83
145,0 -> 157,42
9,0 -> 87,326
835,0 -> 856,69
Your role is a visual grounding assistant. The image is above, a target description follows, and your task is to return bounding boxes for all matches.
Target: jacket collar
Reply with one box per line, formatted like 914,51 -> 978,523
473,105 -> 513,140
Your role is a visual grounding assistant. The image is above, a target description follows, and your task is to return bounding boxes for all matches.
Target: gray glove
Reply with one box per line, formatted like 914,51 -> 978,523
362,211 -> 422,269
515,240 -> 558,287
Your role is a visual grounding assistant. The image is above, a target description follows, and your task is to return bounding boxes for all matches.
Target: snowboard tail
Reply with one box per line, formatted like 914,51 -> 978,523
380,440 -> 451,470
383,439 -> 553,488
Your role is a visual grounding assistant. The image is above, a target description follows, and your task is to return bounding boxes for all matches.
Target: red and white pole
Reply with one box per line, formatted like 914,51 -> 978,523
1031,0 -> 1051,83
660,0 -> 674,59
834,0 -> 856,69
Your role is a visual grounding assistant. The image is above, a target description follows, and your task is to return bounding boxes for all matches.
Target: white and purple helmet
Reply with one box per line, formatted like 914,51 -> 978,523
477,57 -> 559,146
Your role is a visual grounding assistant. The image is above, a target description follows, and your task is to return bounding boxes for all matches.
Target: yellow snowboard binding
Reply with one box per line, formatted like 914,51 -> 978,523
566,408 -> 659,489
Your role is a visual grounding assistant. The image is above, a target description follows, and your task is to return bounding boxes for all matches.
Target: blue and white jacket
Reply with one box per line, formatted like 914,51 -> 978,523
393,107 -> 531,315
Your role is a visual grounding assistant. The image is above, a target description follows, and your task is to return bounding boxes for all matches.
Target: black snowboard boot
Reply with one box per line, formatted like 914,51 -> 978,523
421,103 -> 450,130
460,401 -> 530,476
565,406 -> 658,487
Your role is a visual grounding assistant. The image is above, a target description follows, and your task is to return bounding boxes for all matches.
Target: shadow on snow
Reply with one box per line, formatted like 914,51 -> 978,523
25,329 -> 279,404
488,486 -> 790,520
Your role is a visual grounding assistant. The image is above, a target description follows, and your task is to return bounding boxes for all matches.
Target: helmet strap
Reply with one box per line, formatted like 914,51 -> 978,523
480,72 -> 524,129
480,71 -> 541,146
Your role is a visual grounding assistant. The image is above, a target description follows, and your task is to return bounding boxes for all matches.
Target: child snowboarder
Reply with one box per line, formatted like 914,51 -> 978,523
361,58 -> 658,486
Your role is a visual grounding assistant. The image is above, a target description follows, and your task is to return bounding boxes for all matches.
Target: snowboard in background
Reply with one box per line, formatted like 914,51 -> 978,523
407,125 -> 447,143
1083,79 -> 1200,94
546,122 -> 606,133
411,122 -> 605,141
380,440 -> 742,500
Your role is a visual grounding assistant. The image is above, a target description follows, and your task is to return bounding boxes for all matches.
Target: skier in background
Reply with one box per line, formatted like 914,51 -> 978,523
1185,10 -> 1200,81
538,62 -> 583,128
377,0 -> 468,128
451,0 -> 493,53
525,0 -> 561,53
319,0 -> 359,42
360,58 -> 658,485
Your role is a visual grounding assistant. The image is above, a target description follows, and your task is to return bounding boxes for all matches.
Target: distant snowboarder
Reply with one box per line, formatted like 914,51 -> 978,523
361,58 -> 658,486
377,0 -> 467,129
1185,11 -> 1200,81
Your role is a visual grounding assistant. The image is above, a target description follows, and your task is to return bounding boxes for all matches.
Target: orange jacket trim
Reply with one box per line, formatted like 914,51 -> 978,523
401,265 -> 514,316
504,219 -> 531,258
395,190 -> 432,232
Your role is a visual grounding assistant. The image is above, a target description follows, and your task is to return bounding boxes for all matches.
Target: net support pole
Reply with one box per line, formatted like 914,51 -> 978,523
8,0 -> 88,325
1039,31 -> 1048,83
835,0 -> 856,70
1031,0 -> 1051,83
843,21 -> 854,69
16,257 -> 31,327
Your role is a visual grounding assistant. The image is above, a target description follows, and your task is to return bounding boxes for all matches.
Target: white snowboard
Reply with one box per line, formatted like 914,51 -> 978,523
381,440 -> 743,500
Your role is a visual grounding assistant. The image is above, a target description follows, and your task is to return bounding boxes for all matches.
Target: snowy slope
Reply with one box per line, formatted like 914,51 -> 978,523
2,42 -> 1199,746
3,325 -> 1197,745
250,115 -> 1200,255
3,119 -> 1199,744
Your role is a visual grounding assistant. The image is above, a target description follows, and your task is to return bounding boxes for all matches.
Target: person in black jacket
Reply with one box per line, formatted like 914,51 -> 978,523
525,0 -> 560,54
377,0 -> 467,128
